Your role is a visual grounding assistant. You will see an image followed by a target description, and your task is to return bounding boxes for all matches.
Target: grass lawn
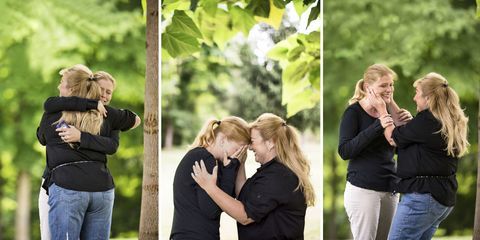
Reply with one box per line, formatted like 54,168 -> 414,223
160,139 -> 322,239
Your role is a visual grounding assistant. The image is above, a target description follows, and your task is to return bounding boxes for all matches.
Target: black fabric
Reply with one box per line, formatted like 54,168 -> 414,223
37,97 -> 136,192
237,159 -> 306,240
170,147 -> 239,240
338,102 -> 397,192
392,109 -> 458,206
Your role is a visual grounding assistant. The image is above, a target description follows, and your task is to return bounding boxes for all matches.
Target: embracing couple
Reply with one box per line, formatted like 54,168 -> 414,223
339,64 -> 469,240
169,113 -> 316,240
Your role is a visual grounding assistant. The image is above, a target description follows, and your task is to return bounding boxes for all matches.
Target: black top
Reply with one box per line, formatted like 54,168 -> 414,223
338,102 -> 396,192
392,109 -> 458,206
37,96 -> 136,192
170,147 -> 239,240
237,159 -> 306,240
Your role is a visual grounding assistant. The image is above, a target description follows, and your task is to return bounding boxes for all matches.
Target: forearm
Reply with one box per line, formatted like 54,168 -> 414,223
235,164 -> 247,197
384,125 -> 396,146
205,185 -> 254,225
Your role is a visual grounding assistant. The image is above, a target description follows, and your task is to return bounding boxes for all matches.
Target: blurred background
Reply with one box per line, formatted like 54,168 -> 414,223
0,0 -> 145,238
323,0 -> 479,239
161,0 -> 321,239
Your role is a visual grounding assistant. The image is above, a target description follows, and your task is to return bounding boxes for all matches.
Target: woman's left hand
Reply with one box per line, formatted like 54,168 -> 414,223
192,160 -> 217,192
56,125 -> 81,143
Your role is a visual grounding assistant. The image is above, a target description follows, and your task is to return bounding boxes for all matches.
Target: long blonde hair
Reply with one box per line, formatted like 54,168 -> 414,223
349,63 -> 397,105
56,64 -> 103,137
250,113 -> 315,206
414,72 -> 469,157
191,116 -> 250,148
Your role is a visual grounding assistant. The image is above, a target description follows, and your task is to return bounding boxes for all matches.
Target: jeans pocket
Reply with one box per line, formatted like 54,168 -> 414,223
103,188 -> 115,201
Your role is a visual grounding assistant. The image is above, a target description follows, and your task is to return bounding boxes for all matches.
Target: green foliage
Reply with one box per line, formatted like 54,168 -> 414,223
268,31 -> 320,117
0,0 -> 145,238
162,0 -> 320,118
324,0 -> 479,238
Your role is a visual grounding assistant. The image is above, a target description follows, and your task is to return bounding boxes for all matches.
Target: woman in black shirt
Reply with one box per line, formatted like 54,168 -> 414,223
192,113 -> 315,240
170,116 -> 250,240
376,72 -> 469,239
338,64 -> 412,240
37,65 -> 139,239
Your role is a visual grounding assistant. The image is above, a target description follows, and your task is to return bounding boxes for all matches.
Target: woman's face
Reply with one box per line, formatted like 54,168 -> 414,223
57,76 -> 71,97
369,75 -> 394,103
249,128 -> 271,164
98,79 -> 114,105
222,138 -> 243,157
413,86 -> 428,112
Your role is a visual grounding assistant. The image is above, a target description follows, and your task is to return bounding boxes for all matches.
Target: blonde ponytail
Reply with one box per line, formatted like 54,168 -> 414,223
349,79 -> 366,105
414,73 -> 469,157
251,113 -> 316,206
191,116 -> 250,148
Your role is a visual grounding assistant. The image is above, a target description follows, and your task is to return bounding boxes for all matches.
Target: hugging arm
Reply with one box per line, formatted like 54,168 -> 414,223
192,160 -> 254,225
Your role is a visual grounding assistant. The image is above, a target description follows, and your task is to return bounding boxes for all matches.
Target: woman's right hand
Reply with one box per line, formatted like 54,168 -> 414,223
97,101 -> 107,117
379,114 -> 394,129
367,87 -> 387,114
192,160 -> 218,192
232,145 -> 248,164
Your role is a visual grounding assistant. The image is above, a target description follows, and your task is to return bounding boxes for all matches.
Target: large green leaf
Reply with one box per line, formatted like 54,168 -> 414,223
202,0 -> 218,16
230,6 -> 256,36
286,89 -> 319,118
162,30 -> 200,57
170,10 -> 203,39
281,59 -> 310,105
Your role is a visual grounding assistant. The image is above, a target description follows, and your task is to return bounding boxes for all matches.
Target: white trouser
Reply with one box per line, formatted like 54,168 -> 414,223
344,181 -> 399,240
39,178 -> 51,240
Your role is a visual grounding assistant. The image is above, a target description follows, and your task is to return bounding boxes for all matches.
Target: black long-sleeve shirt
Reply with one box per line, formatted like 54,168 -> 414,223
338,102 -> 396,192
392,109 -> 458,206
37,97 -> 136,192
237,159 -> 306,240
170,147 -> 239,240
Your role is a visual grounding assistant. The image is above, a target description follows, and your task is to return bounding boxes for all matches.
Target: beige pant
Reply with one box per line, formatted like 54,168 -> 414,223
39,179 -> 51,240
344,181 -> 399,240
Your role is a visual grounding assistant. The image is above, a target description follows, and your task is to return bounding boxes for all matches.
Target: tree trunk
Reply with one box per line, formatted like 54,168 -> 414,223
0,159 -> 4,240
138,0 -> 158,239
15,171 -> 31,240
474,98 -> 480,239
328,150 -> 338,240
164,118 -> 174,149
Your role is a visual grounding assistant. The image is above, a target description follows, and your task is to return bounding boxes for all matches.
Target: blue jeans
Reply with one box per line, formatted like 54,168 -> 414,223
48,184 -> 115,240
388,193 -> 453,240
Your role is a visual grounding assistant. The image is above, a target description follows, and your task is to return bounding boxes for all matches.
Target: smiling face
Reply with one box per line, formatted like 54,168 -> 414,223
368,74 -> 394,104
249,128 -> 274,164
413,86 -> 428,112
97,79 -> 114,105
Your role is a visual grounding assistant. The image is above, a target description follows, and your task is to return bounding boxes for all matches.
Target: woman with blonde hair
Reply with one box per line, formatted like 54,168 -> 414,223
192,113 -> 315,239
338,63 -> 412,239
170,116 -> 250,240
37,64 -> 140,239
371,72 -> 469,239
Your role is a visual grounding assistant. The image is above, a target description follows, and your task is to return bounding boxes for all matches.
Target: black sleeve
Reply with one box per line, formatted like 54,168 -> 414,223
195,158 -> 223,219
105,106 -> 137,131
44,96 -> 98,113
78,130 -> 120,155
392,113 -> 428,149
218,158 -> 240,197
36,113 -> 48,146
242,171 -> 297,222
338,107 -> 384,160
